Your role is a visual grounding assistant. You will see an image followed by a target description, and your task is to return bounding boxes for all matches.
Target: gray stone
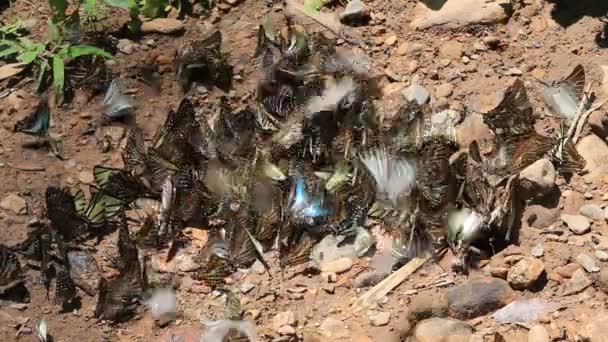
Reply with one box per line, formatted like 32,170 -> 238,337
369,311 -> 391,326
402,83 -> 430,106
562,214 -> 591,235
528,324 -> 550,342
580,204 -> 605,221
0,194 -> 27,215
576,253 -> 600,273
596,250 -> 608,262
68,251 -> 101,296
447,277 -> 516,319
339,0 -> 370,24
414,318 -> 473,342
507,257 -> 545,290
518,159 -> 556,197
561,269 -> 592,296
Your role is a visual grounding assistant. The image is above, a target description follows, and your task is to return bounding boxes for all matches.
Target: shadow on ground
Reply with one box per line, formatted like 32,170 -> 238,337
545,0 -> 608,28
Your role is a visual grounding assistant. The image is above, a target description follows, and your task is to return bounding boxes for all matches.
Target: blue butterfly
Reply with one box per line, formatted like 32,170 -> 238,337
103,79 -> 135,119
291,176 -> 329,220
14,98 -> 50,137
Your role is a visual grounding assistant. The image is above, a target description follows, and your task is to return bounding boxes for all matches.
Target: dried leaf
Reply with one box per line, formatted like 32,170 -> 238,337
0,62 -> 26,80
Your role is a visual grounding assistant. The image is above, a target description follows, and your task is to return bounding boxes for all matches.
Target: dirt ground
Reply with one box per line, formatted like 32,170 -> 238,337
1,0 -> 608,341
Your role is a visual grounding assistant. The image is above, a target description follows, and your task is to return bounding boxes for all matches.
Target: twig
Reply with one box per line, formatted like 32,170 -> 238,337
572,98 -> 607,144
350,256 -> 429,312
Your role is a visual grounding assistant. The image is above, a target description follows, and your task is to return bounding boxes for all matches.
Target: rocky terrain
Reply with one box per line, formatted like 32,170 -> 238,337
1,0 -> 608,341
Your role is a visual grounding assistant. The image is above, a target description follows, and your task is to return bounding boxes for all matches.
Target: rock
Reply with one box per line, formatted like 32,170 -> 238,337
439,41 -> 463,60
447,277 -> 516,319
240,282 -> 255,294
562,214 -> 591,235
339,0 -> 370,24
597,268 -> 608,294
117,39 -> 136,55
396,42 -> 409,55
524,205 -> 560,229
273,311 -> 295,331
68,251 -> 101,296
456,113 -> 493,147
319,257 -> 352,274
596,250 -> 608,262
561,269 -> 592,296
353,270 -> 389,288
369,311 -> 391,326
576,253 -> 600,273
580,204 -> 605,221
141,19 -> 185,34
588,110 -> 608,139
78,171 -> 95,185
408,292 -> 448,321
402,83 -> 430,105
319,317 -> 350,339
528,324 -> 550,342
518,159 -> 556,197
605,207 -> 608,221
556,263 -> 580,278
278,325 -> 296,335
0,194 -> 27,215
411,0 -> 510,29
531,244 -> 544,257
579,313 -> 608,342
576,134 -> 608,181
563,190 -> 585,214
507,258 -> 545,290
506,67 -> 523,76
385,35 -> 398,46
414,318 -> 473,342
436,83 -> 454,98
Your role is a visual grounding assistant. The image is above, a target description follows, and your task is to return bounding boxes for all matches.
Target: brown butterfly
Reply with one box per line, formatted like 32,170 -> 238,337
483,79 -> 535,137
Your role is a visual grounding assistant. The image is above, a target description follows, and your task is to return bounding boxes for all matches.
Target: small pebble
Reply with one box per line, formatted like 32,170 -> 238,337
531,244 -> 544,257
595,250 -> 608,262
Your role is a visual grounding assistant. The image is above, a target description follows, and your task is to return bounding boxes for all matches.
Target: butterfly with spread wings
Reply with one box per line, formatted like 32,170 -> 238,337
13,96 -> 63,158
541,64 -> 586,121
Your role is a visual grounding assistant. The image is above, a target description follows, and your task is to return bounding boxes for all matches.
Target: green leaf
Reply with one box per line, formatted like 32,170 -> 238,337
17,44 -> 45,64
303,0 -> 323,15
68,45 -> 113,59
0,46 -> 20,58
52,55 -> 65,103
36,59 -> 49,92
48,0 -> 69,20
141,0 -> 169,18
104,0 -> 140,16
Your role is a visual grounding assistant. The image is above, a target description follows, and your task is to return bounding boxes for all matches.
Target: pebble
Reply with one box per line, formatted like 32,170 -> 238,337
435,83 -> 454,98
528,324 -> 550,342
414,318 -> 473,342
461,56 -> 470,64
396,42 -> 409,55
278,325 -> 296,335
319,317 -> 350,339
595,250 -> 608,262
605,206 -> 608,221
561,269 -> 592,296
508,257 -> 545,290
576,253 -> 600,273
561,214 -> 591,235
439,41 -> 463,60
556,263 -> 580,278
402,83 -> 430,105
597,268 -> 608,294
580,204 -> 604,221
531,244 -> 544,257
320,257 -> 353,274
524,205 -> 560,229
273,311 -> 295,331
117,39 -> 136,55
584,192 -> 594,199
447,277 -> 515,319
482,36 -> 501,47
506,67 -> 523,76
384,35 -> 397,46
0,194 -> 27,215
368,311 -> 391,326
408,292 -> 448,321
407,60 -> 419,73
518,159 -> 556,198
240,283 -> 255,294
339,0 -> 370,24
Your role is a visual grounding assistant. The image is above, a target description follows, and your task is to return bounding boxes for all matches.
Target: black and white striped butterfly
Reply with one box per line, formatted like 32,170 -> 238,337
103,79 -> 135,120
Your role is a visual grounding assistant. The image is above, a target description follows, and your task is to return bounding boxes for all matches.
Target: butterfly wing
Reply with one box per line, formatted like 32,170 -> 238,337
483,79 -> 534,137
45,187 -> 89,242
563,64 -> 586,102
103,79 -> 134,119
0,245 -> 24,294
14,97 -> 50,136
123,127 -> 148,177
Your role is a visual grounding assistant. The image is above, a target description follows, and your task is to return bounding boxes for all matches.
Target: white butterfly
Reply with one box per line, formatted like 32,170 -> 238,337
359,149 -> 417,208
37,320 -> 47,342
103,79 -> 135,119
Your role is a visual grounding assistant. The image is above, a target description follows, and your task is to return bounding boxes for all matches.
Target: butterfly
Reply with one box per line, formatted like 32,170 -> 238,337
0,244 -> 24,295
482,79 -> 535,137
14,96 -> 50,137
358,148 -> 417,208
103,79 -> 135,120
176,29 -> 227,93
52,235 -> 79,309
541,64 -> 586,121
73,186 -> 126,228
45,187 -> 90,242
93,165 -> 151,203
